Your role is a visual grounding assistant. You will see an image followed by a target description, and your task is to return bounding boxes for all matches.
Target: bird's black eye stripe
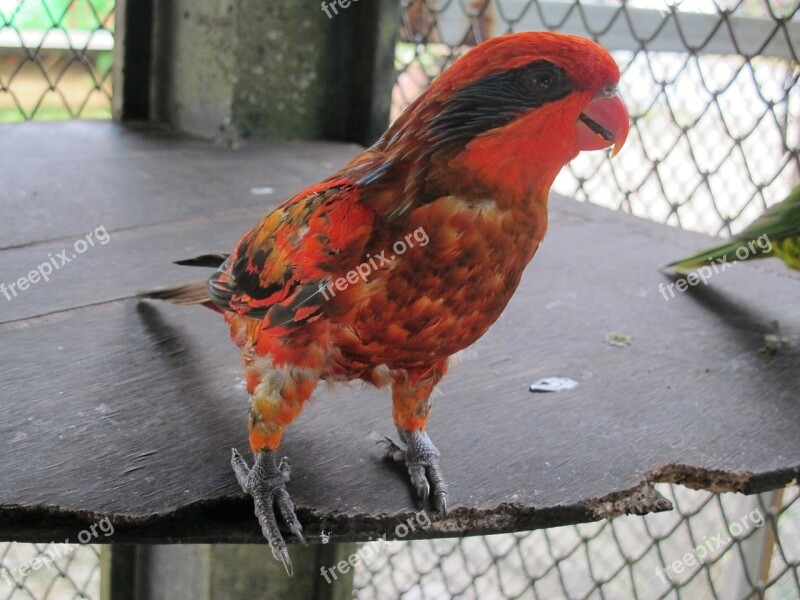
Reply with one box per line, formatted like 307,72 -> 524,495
429,60 -> 573,150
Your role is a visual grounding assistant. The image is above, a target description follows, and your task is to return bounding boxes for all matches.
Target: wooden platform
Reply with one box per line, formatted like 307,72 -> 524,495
1,122 -> 798,545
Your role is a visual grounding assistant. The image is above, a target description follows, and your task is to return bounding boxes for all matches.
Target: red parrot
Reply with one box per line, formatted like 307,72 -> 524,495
143,31 -> 628,574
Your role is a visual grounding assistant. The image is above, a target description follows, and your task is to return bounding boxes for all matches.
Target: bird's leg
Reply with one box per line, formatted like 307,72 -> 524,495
231,364 -> 316,576
382,360 -> 449,516
231,448 -> 304,575
383,428 -> 448,516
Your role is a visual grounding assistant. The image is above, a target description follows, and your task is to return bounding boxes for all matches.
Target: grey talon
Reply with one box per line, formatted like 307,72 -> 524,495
382,429 -> 449,516
230,448 -> 305,575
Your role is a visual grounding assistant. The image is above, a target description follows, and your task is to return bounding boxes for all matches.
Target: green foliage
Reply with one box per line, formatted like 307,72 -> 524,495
94,49 -> 112,74
0,103 -> 112,122
2,0 -> 115,31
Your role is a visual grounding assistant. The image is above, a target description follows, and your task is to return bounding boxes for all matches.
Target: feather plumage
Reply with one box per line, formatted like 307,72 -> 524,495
668,185 -> 800,272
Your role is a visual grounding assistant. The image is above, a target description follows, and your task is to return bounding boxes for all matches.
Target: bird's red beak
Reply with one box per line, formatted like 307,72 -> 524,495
576,85 -> 629,157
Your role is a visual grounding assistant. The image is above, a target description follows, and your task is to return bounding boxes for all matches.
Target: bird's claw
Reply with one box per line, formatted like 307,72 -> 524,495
272,545 -> 293,576
434,490 -> 447,515
379,436 -> 407,462
381,430 -> 449,517
409,464 -> 430,502
230,448 -> 307,576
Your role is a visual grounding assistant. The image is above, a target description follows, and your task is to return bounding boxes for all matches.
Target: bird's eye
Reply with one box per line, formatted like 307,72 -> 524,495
533,74 -> 554,91
512,62 -> 570,100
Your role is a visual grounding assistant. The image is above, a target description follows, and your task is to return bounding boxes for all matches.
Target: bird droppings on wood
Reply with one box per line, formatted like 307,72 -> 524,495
760,334 -> 792,356
529,377 -> 579,393
606,332 -> 633,347
250,186 -> 275,196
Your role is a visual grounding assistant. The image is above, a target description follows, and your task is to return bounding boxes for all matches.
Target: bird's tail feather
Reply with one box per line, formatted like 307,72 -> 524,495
139,281 -> 212,305
173,252 -> 230,268
667,239 -> 768,272
138,252 -> 230,312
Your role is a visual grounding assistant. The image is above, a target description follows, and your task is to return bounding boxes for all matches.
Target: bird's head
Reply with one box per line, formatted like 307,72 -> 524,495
386,32 -> 629,202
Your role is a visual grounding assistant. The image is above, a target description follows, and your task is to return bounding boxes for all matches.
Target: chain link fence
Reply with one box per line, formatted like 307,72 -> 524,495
0,544 -> 99,599
0,0 -> 114,122
355,484 -> 800,599
393,0 -> 800,236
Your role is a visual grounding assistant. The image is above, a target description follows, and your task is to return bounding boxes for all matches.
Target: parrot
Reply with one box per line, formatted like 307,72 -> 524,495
668,184 -> 800,272
142,31 -> 629,575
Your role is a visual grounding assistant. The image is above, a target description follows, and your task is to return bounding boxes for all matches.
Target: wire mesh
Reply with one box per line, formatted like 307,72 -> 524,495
354,483 -> 800,599
0,0 -> 115,122
393,0 -> 800,236
0,544 -> 99,599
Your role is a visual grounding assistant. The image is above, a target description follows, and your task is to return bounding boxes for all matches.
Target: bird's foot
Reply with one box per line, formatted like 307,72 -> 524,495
231,448 -> 306,576
381,429 -> 448,517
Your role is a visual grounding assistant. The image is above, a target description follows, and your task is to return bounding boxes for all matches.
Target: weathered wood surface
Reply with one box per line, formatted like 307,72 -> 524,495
0,121 -> 361,250
1,122 -> 798,544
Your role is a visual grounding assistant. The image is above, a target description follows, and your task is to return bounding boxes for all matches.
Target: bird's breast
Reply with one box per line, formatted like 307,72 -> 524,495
329,194 -> 548,367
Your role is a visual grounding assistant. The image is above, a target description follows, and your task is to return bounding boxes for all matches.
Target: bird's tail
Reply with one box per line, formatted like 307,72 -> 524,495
173,253 -> 231,268
138,253 -> 230,312
666,239 -> 770,272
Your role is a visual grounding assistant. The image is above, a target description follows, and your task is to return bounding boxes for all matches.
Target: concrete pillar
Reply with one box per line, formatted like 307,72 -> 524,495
148,0 -> 398,144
